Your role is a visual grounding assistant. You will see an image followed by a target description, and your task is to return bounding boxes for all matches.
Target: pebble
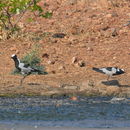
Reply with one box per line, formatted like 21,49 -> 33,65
111,28 -> 118,37
42,53 -> 49,58
52,33 -> 66,38
77,60 -> 86,67
106,13 -> 112,18
58,65 -> 65,70
72,57 -> 77,64
87,47 -> 93,51
47,60 -> 55,64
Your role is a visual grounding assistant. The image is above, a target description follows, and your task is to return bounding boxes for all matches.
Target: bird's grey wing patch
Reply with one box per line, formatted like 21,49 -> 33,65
100,68 -> 109,74
100,68 -> 113,76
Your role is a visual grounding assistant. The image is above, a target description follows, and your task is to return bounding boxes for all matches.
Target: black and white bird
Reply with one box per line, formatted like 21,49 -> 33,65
11,54 -> 41,86
92,67 -> 125,81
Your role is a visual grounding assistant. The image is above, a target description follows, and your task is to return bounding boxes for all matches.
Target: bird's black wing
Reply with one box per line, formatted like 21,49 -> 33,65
92,67 -> 105,74
105,67 -> 113,71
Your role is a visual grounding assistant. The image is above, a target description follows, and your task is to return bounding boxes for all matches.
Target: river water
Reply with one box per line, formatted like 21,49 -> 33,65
0,96 -> 130,128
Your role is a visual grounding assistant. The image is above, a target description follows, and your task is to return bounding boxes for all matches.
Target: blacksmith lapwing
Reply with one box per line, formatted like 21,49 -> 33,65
92,67 -> 125,81
11,54 -> 41,86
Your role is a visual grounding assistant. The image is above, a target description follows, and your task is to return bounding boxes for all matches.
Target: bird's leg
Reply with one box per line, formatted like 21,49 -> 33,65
107,75 -> 112,81
107,75 -> 110,81
20,75 -> 27,86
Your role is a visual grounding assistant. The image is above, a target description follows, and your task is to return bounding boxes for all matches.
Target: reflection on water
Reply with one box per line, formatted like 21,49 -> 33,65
0,96 -> 130,128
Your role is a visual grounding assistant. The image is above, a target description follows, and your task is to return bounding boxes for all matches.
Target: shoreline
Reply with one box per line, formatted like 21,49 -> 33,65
0,86 -> 129,98
0,124 -> 130,130
1,119 -> 130,129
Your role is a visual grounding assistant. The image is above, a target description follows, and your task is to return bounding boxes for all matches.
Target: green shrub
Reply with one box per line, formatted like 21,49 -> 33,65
0,0 -> 52,39
21,46 -> 40,66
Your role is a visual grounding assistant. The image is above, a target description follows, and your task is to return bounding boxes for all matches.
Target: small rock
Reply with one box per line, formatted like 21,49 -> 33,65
58,65 -> 65,70
87,47 -> 93,51
47,60 -> 55,64
101,26 -> 110,31
72,57 -> 78,64
52,33 -> 66,38
42,53 -> 49,58
51,39 -> 58,43
77,60 -> 86,67
89,14 -> 97,18
106,13 -> 112,18
111,28 -> 118,37
113,56 -> 116,59
51,70 -> 56,74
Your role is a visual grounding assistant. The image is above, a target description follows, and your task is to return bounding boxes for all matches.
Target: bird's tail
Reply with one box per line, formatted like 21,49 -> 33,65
32,68 -> 48,75
92,67 -> 100,72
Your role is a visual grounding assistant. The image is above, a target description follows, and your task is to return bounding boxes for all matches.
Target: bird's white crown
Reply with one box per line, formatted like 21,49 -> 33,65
11,54 -> 16,57
121,69 -> 124,71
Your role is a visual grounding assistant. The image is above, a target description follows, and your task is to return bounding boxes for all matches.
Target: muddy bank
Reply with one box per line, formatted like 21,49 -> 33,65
0,74 -> 130,97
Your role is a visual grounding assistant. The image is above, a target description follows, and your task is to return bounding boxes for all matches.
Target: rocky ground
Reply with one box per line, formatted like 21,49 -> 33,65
0,0 -> 130,97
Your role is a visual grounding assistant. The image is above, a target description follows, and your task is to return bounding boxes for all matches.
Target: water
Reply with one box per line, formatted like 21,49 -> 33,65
0,96 -> 130,128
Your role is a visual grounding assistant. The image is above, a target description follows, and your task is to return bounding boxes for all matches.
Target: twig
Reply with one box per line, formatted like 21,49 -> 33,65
3,7 -> 14,28
14,0 -> 35,27
1,19 -> 8,29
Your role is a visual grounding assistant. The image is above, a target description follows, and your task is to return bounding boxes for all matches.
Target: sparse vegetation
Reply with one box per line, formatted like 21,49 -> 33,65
0,0 -> 52,39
